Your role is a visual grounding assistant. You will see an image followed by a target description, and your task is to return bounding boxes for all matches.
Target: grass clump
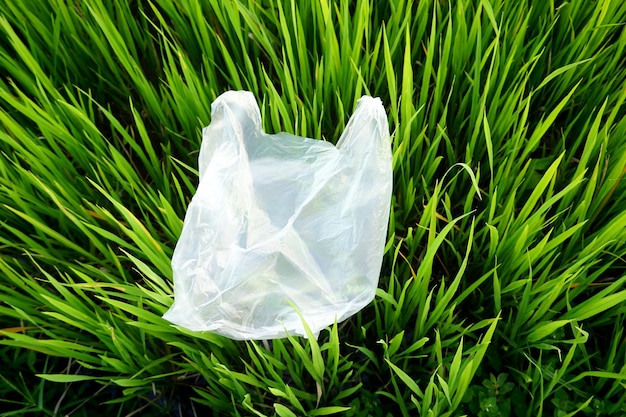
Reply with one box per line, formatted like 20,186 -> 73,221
1,0 -> 625,415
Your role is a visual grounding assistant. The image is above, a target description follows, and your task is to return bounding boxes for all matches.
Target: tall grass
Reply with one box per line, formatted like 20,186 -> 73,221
0,0 -> 625,415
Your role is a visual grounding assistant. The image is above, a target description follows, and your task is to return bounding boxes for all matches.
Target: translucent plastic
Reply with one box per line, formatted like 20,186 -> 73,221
163,91 -> 392,340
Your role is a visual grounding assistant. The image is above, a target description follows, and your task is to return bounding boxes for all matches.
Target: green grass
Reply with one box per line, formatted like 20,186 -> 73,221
0,0 -> 625,415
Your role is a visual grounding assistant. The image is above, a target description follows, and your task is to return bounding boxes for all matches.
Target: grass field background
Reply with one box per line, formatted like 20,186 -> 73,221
1,0 -> 625,415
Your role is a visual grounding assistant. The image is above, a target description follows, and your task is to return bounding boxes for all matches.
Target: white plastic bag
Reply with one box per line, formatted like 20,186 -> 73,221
163,91 -> 392,340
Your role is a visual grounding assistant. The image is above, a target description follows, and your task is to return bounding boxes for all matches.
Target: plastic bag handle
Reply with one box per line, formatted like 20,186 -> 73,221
335,96 -> 390,159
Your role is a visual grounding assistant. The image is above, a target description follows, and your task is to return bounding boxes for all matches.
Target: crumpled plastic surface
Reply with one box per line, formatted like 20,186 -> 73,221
163,91 -> 392,340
